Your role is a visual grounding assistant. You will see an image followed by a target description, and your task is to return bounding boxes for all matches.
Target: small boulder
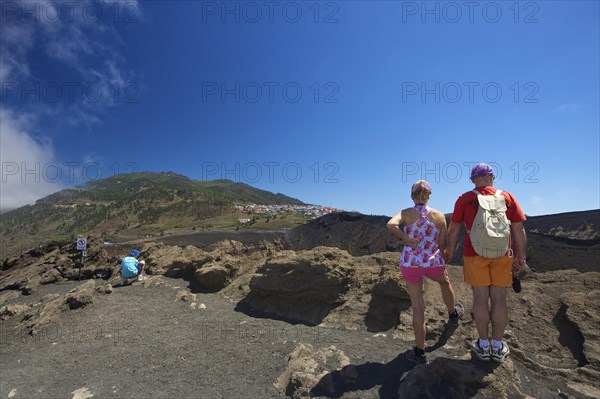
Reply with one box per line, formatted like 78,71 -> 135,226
397,356 -> 517,398
66,292 -> 93,309
22,282 -> 39,295
66,280 -> 96,309
195,259 -> 237,292
95,283 -> 113,295
0,304 -> 31,320
175,290 -> 196,302
276,344 -> 350,398
40,269 -> 63,285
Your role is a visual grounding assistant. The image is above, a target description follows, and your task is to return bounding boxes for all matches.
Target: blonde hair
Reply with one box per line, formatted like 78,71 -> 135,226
411,180 -> 432,204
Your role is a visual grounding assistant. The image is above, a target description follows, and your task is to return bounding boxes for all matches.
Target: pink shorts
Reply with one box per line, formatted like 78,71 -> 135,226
400,266 -> 447,283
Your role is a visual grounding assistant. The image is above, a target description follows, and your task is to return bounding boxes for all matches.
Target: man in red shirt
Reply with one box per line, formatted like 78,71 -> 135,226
445,163 -> 527,363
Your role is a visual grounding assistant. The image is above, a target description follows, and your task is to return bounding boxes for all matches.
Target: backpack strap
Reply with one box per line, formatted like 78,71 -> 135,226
467,190 -> 481,234
474,189 -> 504,197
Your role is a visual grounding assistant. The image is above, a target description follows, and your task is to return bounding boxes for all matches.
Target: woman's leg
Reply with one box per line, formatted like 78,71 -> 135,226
406,281 -> 426,350
431,271 -> 456,313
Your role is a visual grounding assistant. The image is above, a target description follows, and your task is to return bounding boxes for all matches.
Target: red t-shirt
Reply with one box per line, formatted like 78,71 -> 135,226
451,186 -> 526,256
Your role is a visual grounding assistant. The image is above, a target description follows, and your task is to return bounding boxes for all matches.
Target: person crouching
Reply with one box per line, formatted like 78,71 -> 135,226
121,249 -> 147,282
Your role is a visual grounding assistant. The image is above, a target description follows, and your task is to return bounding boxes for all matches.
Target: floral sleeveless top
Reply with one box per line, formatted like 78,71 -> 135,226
399,204 -> 445,268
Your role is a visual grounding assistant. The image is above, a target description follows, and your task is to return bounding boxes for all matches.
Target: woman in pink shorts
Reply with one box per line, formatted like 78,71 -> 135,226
387,180 -> 464,364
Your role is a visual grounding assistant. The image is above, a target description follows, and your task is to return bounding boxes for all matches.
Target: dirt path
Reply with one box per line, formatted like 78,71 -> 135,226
1,271 -> 597,399
0,278 -> 414,399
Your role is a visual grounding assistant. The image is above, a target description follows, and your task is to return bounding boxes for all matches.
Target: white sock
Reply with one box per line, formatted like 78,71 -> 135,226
492,339 -> 503,349
479,338 -> 489,348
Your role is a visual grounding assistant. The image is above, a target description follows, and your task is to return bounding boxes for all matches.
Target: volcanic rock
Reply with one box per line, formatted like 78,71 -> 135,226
0,304 -> 31,320
142,243 -> 211,277
275,343 -> 350,398
95,283 -> 114,295
66,280 -> 95,309
396,356 -> 518,399
175,290 -> 196,302
194,257 -> 238,292
238,247 -> 354,325
560,290 -> 600,368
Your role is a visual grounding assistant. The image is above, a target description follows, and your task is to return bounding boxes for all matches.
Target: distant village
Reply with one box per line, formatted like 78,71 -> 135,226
235,204 -> 342,223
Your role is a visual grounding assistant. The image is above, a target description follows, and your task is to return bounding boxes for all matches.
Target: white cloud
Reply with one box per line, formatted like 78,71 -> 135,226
0,24 -> 33,86
1,23 -> 35,50
0,0 -> 143,210
1,0 -> 140,114
0,109 -> 64,211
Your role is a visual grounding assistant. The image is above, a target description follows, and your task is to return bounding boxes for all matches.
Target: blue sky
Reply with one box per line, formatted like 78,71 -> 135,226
1,0 -> 598,216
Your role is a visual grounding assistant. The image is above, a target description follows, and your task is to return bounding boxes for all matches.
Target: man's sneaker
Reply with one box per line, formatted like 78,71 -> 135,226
405,347 -> 427,365
469,339 -> 491,362
491,341 -> 510,363
137,274 -> 147,281
448,303 -> 465,325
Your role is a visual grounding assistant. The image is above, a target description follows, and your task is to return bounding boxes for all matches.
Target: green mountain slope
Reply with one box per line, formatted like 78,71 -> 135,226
0,172 -> 305,257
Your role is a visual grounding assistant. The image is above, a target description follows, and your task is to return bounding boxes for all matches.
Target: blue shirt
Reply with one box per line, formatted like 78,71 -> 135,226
121,256 -> 139,278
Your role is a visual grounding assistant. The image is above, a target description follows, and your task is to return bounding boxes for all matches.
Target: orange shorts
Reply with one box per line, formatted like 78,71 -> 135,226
463,255 -> 513,287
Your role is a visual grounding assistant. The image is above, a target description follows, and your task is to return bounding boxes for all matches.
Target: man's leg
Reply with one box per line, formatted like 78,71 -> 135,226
489,286 -> 508,341
406,281 -> 426,350
472,286 -> 491,339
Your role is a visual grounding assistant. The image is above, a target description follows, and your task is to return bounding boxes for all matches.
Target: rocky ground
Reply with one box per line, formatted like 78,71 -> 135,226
287,210 -> 600,273
1,235 -> 599,399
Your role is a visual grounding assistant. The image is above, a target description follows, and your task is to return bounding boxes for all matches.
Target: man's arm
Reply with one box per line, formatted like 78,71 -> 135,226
428,210 -> 448,250
510,221 -> 528,273
444,221 -> 461,261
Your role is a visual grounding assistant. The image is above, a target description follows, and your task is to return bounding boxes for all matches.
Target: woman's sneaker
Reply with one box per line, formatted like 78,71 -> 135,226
491,341 -> 510,362
469,339 -> 491,362
448,303 -> 465,325
406,347 -> 427,365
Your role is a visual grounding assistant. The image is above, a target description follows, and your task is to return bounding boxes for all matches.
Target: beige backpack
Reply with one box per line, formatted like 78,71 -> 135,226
468,190 -> 511,258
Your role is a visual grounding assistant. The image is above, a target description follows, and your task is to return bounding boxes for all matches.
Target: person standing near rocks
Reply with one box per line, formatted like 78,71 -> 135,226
387,180 -> 465,364
121,249 -> 147,282
444,163 -> 527,363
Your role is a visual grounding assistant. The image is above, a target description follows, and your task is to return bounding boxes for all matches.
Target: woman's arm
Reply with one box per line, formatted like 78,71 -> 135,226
444,221 -> 461,261
387,210 -> 418,247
